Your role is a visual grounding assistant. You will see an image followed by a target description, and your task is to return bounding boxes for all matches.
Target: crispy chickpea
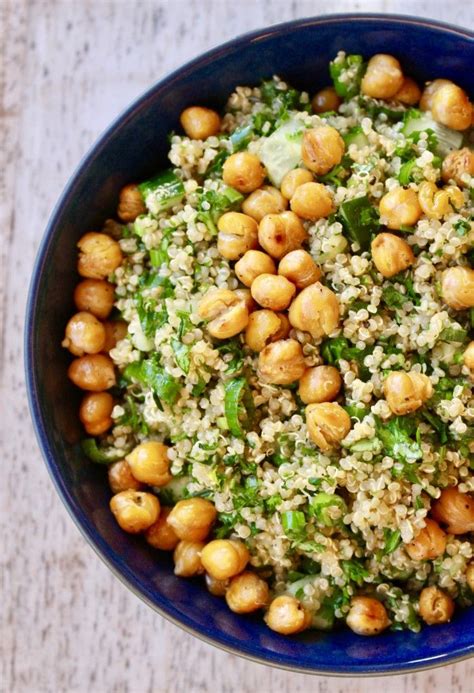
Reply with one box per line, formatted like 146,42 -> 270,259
242,186 -> 288,222
298,365 -> 342,404
441,267 -> 474,310
62,311 -> 106,356
68,354 -> 116,391
431,83 -> 472,131
102,320 -> 128,352
361,54 -> 404,99
225,571 -> 269,614
201,539 -> 249,580
383,371 -> 433,415
258,339 -> 306,385
117,183 -> 146,222
431,487 -> 474,534
311,86 -> 341,114
110,490 -> 160,533
442,148 -> 474,187
77,232 -> 123,280
251,274 -> 296,311
371,233 -> 415,278
290,182 -> 334,221
418,181 -> 464,220
167,498 -> 217,542
393,77 -> 421,105
466,563 -> 474,592
245,310 -> 289,352
280,168 -> 313,200
278,249 -> 322,289
265,595 -> 312,634
420,79 -> 453,111
406,519 -> 447,561
205,573 -> 230,597
379,187 -> 422,230
463,341 -> 474,370
301,126 -> 345,176
419,586 -> 455,625
79,391 -> 114,436
74,279 -> 115,319
258,211 -> 307,259
179,106 -> 221,140
222,152 -> 265,193
306,402 -> 351,452
145,507 -> 179,551
217,212 -> 258,260
288,282 -> 340,339
108,460 -> 142,495
126,441 -> 171,487
235,250 -> 276,287
234,288 -> 256,313
173,540 -> 205,577
198,288 -> 249,339
346,596 -> 390,636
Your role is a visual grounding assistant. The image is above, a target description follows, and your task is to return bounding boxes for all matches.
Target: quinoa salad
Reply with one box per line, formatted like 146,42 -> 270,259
63,52 -> 474,637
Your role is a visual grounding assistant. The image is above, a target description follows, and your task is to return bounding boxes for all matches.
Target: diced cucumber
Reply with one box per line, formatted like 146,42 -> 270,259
138,169 -> 185,214
259,118 -> 305,186
287,575 -> 318,599
343,126 -> 369,149
402,110 -> 463,156
155,475 -> 191,504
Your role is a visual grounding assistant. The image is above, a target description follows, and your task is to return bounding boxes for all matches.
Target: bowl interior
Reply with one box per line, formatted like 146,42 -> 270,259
26,15 -> 474,675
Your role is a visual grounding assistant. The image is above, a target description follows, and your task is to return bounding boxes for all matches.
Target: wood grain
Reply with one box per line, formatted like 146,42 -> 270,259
1,1 -> 473,691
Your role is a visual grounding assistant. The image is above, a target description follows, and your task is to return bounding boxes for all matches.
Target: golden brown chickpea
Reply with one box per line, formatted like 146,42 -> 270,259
225,571 -> 269,614
145,507 -> 179,551
258,211 -> 307,259
217,212 -> 258,260
306,402 -> 351,452
379,188 -> 422,230
77,232 -> 123,280
251,274 -> 296,311
280,168 -> 314,200
198,288 -> 249,339
290,182 -> 334,221
361,54 -> 404,99
222,152 -> 265,193
265,595 -> 312,634
431,487 -> 474,534
419,586 -> 455,625
371,233 -> 415,278
74,279 -> 115,319
420,79 -> 453,111
235,250 -> 276,287
418,181 -> 464,220
311,86 -> 341,114
466,563 -> 474,592
245,310 -> 288,352
79,391 -> 114,436
298,365 -> 342,404
288,282 -> 340,339
346,596 -> 390,636
108,459 -> 142,495
234,288 -> 256,313
201,539 -> 249,580
126,441 -> 172,487
173,540 -> 205,577
258,338 -> 306,385
442,148 -> 474,187
463,341 -> 474,370
431,83 -> 472,131
242,186 -> 288,222
278,249 -> 322,289
205,573 -> 230,597
393,77 -> 421,105
110,490 -> 160,533
68,354 -> 116,391
167,498 -> 217,542
102,320 -> 128,353
441,267 -> 474,310
301,126 -> 345,176
406,519 -> 447,561
62,311 -> 106,356
384,371 -> 433,415
179,106 -> 221,140
117,183 -> 146,222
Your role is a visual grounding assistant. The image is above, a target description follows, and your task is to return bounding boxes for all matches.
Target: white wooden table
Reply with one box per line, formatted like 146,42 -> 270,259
2,1 -> 474,691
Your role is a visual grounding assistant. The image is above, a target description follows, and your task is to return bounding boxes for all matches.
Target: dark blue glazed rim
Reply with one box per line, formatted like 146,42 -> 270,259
25,14 -> 474,675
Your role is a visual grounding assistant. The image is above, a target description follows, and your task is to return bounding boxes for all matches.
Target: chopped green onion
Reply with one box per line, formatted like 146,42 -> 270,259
224,377 -> 254,437
308,493 -> 347,526
329,54 -> 365,99
81,439 -> 124,464
281,510 -> 306,540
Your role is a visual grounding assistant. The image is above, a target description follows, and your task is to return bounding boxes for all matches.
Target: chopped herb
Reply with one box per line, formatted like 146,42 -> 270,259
281,510 -> 306,541
382,528 -> 402,555
376,416 -> 422,464
309,493 -> 347,527
124,356 -> 181,406
454,219 -> 471,236
171,339 -> 191,374
197,187 -> 243,234
329,54 -> 366,99
342,559 -> 369,586
135,294 -> 168,338
224,377 -> 254,438
339,195 -> 379,250
81,439 -> 124,464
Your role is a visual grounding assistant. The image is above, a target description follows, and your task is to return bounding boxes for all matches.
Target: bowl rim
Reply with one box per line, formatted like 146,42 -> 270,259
25,12 -> 474,676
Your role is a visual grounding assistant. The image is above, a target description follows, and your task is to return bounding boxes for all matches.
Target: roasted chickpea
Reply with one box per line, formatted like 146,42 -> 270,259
379,188 -> 422,230
77,232 -> 123,280
102,320 -> 128,352
167,498 -> 217,542
117,183 -> 146,222
420,79 -> 453,111
126,441 -> 172,487
442,148 -> 474,187
418,181 -> 464,220
217,212 -> 258,260
280,168 -> 313,200
361,54 -> 404,99
288,282 -> 340,339
225,572 -> 269,614
245,310 -> 289,352
180,106 -> 221,140
419,586 -> 455,625
108,459 -> 142,495
198,288 -> 249,339
235,250 -> 276,287
68,354 -> 116,391
278,249 -> 322,289
62,311 -> 106,356
145,507 -> 179,551
466,563 -> 474,592
441,267 -> 474,310
463,341 -> 474,370
301,126 -> 345,176
346,596 -> 390,636
371,233 -> 415,278
242,186 -> 288,222
201,539 -> 249,580
258,211 -> 307,259
431,83 -> 472,131
298,365 -> 342,404
265,595 -> 312,634
251,274 -> 296,311
383,371 -> 433,415
205,573 -> 230,597
258,338 -> 306,385
406,519 -> 447,561
110,490 -> 160,533
311,86 -> 341,114
290,182 -> 334,221
234,288 -> 256,313
74,279 -> 115,319
393,77 -> 421,105
431,487 -> 474,534
79,391 -> 114,436
222,152 -> 265,193
306,402 -> 351,452
173,540 -> 205,577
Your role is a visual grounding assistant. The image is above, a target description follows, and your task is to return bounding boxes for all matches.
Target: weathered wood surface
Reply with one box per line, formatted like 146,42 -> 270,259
2,1 -> 474,691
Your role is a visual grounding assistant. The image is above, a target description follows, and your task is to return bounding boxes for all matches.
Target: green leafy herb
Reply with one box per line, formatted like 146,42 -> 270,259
342,559 -> 369,586
454,219 -> 471,237
339,195 -> 379,250
171,339 -> 191,374
135,294 -> 168,338
439,326 -> 468,343
224,377 -> 254,438
197,187 -> 244,234
118,395 -> 149,435
281,510 -> 307,541
376,416 -> 422,464
217,339 -> 244,374
382,528 -> 402,555
124,356 -> 181,406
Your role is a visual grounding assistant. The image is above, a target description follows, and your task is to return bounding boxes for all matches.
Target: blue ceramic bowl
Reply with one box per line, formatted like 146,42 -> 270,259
26,14 -> 474,675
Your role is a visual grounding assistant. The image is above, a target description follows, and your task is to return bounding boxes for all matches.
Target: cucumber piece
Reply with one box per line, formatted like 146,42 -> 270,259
343,126 -> 369,149
155,475 -> 191,504
402,110 -> 463,156
259,118 -> 305,186
138,169 -> 185,214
